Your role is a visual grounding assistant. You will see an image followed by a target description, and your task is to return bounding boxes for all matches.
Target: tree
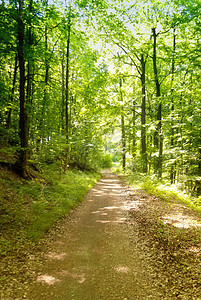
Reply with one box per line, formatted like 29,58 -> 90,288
14,0 -> 28,178
0,0 -> 200,197
64,7 -> 71,172
170,27 -> 176,184
152,27 -> 162,178
119,77 -> 126,171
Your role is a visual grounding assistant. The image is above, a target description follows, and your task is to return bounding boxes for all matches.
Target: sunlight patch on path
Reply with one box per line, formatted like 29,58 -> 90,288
96,220 -> 111,223
101,206 -> 119,210
37,275 -> 60,285
188,246 -> 201,255
56,270 -> 86,284
114,266 -> 130,274
45,252 -> 67,260
162,213 -> 201,229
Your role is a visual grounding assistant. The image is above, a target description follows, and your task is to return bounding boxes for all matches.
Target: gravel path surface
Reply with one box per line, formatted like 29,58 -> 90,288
25,170 -> 201,300
27,170 -> 162,299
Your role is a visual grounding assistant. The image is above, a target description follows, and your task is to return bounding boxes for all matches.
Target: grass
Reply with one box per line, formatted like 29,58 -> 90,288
28,164 -> 100,239
0,163 -> 100,255
123,171 -> 201,214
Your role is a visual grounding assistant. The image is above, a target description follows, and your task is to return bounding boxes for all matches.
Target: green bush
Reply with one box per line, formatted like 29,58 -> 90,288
37,134 -> 66,164
99,153 -> 113,169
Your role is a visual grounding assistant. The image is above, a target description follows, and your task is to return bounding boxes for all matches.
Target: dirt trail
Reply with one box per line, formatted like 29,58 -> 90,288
27,170 -> 161,299
25,170 -> 201,300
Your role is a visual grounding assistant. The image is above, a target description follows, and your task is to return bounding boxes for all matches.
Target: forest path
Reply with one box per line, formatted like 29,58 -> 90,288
27,170 -> 161,300
26,169 -> 201,300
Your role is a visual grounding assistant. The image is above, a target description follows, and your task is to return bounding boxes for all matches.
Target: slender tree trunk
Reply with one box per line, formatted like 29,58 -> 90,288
26,0 -> 33,157
197,138 -> 201,195
132,101 -> 136,158
43,27 -> 49,140
152,27 -> 162,179
120,78 -> 126,171
37,0 -> 49,152
121,113 -> 126,171
179,92 -> 184,183
61,50 -> 65,132
147,93 -> 154,173
128,121 -> 131,155
132,83 -> 136,158
64,17 -> 71,172
42,6 -> 49,141
170,28 -> 176,184
4,55 -> 18,146
14,0 -> 28,178
140,54 -> 147,173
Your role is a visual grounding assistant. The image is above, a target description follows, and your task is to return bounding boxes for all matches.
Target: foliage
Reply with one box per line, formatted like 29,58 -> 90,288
0,0 -> 200,221
99,152 -> 113,169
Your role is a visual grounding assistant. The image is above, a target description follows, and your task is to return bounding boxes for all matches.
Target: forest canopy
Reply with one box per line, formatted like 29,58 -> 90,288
0,0 -> 200,195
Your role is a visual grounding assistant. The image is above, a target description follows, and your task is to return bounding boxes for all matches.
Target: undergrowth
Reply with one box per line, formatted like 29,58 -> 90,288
123,171 -> 201,214
0,163 -> 100,255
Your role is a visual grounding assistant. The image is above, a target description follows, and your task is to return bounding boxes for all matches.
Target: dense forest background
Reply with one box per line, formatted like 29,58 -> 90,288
0,0 -> 200,195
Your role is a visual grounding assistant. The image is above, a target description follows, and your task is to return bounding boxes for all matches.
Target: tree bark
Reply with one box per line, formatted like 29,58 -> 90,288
36,0 -> 49,152
197,141 -> 201,195
140,54 -> 147,173
26,0 -> 33,156
14,0 -> 28,178
4,55 -> 18,146
121,113 -> 126,171
42,23 -> 49,141
152,27 -> 162,179
64,16 -> 71,172
61,50 -> 65,132
170,28 -> 176,184
132,98 -> 136,158
120,78 -> 126,171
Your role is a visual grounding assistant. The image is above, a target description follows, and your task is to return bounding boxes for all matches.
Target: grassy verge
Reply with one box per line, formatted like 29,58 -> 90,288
123,172 -> 201,214
0,163 -> 100,255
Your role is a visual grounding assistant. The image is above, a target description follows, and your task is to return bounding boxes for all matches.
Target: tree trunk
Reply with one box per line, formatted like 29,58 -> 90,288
197,140 -> 201,195
132,103 -> 136,158
61,50 -> 65,132
140,54 -> 147,173
64,17 -> 71,172
132,85 -> 136,158
121,113 -> 126,171
4,55 -> 18,146
14,0 -> 28,178
152,27 -> 162,179
36,0 -> 49,152
170,28 -> 176,184
26,0 -> 33,158
42,26 -> 49,141
178,92 -> 184,183
120,78 -> 126,171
